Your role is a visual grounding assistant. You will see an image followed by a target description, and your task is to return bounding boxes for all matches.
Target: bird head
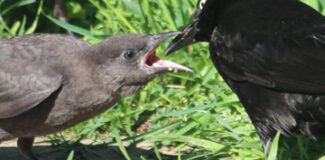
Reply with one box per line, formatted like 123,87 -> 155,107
165,0 -> 222,55
90,32 -> 192,97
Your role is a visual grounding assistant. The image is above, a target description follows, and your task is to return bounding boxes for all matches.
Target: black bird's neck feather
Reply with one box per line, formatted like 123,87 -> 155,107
195,0 -> 238,41
195,0 -> 325,41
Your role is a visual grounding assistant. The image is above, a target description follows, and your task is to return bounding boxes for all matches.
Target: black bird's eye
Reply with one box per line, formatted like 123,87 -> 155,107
195,0 -> 206,18
123,50 -> 137,61
199,0 -> 206,9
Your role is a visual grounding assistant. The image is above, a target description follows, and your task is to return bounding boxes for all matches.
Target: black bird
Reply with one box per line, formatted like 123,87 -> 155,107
0,32 -> 192,160
166,0 -> 325,148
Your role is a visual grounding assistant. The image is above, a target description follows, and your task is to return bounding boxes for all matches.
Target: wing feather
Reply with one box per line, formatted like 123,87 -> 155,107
0,34 -> 90,118
212,25 -> 325,94
0,70 -> 62,118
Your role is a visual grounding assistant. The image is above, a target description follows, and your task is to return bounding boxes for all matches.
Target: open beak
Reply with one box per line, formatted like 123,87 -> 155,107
164,20 -> 200,56
142,32 -> 193,73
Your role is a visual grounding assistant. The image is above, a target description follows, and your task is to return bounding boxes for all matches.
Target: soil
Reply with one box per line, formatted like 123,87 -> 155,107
0,137 -> 178,160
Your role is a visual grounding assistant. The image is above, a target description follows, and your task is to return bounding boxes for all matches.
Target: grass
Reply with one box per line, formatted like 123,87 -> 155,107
0,0 -> 325,159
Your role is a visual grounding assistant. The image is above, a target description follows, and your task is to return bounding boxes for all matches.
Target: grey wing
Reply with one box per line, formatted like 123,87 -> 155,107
0,35 -> 71,118
0,69 -> 62,119
0,34 -> 89,118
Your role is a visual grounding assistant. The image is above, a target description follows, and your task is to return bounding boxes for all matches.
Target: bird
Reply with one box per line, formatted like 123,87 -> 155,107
0,32 -> 192,160
53,0 -> 74,36
165,0 -> 325,149
53,0 -> 67,23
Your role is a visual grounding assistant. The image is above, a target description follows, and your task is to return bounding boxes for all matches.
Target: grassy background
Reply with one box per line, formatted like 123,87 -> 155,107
0,0 -> 325,159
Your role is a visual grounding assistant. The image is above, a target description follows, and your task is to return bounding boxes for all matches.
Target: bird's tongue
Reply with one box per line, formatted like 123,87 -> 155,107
144,46 -> 193,72
145,49 -> 162,66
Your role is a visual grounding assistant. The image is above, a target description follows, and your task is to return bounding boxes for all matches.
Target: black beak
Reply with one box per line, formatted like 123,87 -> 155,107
165,20 -> 200,56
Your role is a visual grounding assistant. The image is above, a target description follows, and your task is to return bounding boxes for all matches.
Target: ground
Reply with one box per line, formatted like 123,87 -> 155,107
0,137 -> 180,160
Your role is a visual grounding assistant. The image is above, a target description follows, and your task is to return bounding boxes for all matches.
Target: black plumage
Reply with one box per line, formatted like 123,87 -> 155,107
166,0 -> 325,147
0,32 -> 192,160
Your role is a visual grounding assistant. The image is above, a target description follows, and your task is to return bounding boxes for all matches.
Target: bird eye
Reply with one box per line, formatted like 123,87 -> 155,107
123,50 -> 137,61
199,0 -> 207,9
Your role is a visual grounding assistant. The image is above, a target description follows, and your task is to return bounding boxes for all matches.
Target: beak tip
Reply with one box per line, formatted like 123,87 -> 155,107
186,68 -> 194,73
164,47 -> 173,56
172,68 -> 194,73
164,41 -> 180,56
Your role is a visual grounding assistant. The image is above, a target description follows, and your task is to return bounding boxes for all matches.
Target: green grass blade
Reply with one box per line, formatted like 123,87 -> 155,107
157,0 -> 177,30
297,136 -> 309,160
25,0 -> 42,34
301,0 -> 320,10
161,100 -> 238,117
1,0 -> 36,15
267,131 -> 281,160
113,128 -> 131,160
44,14 -> 99,40
18,16 -> 26,35
66,150 -> 74,160
9,21 -> 20,35
154,144 -> 162,160
0,15 -> 14,37
152,136 -> 225,152
122,0 -> 144,18
172,121 -> 198,137
104,1 -> 137,33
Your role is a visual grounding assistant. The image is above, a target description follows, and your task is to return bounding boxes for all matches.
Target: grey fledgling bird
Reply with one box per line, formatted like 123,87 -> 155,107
0,32 -> 192,160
